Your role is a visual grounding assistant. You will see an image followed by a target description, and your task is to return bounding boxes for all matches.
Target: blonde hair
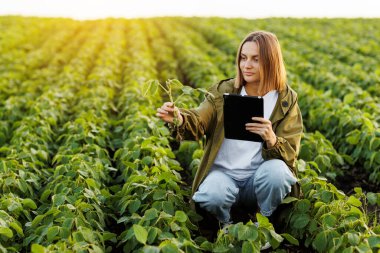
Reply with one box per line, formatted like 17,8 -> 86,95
234,31 -> 286,95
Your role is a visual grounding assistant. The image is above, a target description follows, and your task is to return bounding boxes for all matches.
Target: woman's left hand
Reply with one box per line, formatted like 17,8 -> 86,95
246,117 -> 277,148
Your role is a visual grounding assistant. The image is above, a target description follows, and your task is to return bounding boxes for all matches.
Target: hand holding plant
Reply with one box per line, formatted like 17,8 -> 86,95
143,79 -> 213,127
156,101 -> 183,126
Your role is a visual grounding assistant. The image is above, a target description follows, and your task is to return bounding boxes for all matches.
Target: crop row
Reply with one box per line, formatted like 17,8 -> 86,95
0,19 -> 77,101
0,20 -> 118,252
0,21 -> 98,150
106,21 -> 205,252
29,20 -> 123,252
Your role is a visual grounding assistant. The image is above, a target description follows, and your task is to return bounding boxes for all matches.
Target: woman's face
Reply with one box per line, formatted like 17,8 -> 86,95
239,41 -> 260,85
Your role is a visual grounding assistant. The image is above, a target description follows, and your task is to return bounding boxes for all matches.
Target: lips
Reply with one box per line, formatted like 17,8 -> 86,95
244,72 -> 254,75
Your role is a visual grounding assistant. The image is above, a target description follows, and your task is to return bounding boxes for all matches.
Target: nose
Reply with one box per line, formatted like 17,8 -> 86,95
244,59 -> 254,68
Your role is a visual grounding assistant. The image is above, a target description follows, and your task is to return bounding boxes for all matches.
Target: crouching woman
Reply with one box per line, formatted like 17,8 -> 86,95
156,31 -> 303,228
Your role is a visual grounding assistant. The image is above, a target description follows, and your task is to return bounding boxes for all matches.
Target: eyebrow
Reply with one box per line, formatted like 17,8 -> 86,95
241,53 -> 259,57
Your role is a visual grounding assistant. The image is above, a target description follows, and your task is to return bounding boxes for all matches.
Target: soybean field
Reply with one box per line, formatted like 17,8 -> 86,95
0,16 -> 380,252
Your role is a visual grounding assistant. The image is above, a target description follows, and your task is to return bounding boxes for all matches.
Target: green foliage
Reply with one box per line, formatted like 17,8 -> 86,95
0,16 -> 379,253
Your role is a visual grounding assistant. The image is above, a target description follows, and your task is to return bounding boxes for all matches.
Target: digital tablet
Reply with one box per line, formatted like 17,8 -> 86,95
223,93 -> 264,142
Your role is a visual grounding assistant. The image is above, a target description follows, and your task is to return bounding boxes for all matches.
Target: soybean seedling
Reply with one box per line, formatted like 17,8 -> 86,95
143,79 -> 214,126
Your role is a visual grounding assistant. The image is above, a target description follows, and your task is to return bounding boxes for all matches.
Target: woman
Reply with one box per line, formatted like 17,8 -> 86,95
156,31 -> 303,229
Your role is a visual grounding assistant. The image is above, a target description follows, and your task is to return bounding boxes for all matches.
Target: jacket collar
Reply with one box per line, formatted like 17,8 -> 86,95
270,84 -> 292,123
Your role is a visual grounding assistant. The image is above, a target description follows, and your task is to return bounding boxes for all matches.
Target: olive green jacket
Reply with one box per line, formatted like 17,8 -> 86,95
172,78 -> 303,199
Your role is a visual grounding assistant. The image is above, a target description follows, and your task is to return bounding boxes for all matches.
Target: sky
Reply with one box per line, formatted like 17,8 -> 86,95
0,0 -> 379,20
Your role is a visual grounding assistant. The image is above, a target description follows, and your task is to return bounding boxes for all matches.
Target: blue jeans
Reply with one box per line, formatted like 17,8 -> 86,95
192,159 -> 297,223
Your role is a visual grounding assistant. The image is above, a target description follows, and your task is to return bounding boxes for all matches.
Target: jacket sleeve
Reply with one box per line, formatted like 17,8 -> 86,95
262,96 -> 303,171
169,93 -> 216,142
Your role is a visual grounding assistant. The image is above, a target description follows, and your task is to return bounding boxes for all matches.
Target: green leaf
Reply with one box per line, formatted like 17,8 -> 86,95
142,156 -> 154,166
103,232 -> 117,242
81,228 -> 95,242
368,236 -> 380,249
321,191 -> 333,203
10,222 -> 24,236
47,226 -> 59,241
370,152 -> 380,167
144,208 -> 158,221
91,245 -> 103,253
354,187 -> 363,194
212,244 -> 231,253
312,231 -> 328,252
73,231 -> 84,242
170,222 -> 181,232
153,189 -> 166,200
347,232 -> 360,246
349,206 -> 363,217
133,224 -> 148,245
158,231 -> 174,240
342,247 -> 355,253
0,227 -> 13,238
52,194 -> 65,206
322,214 -> 337,228
62,218 -> 74,230
356,243 -> 372,253
347,196 -> 362,207
242,241 -> 254,253
161,242 -> 180,253
256,213 -> 271,228
147,227 -> 159,244
128,199 -> 141,214
296,199 -> 311,212
60,227 -> 70,239
315,154 -> 331,171
162,201 -> 174,215
366,192 -> 377,205
142,245 -> 160,253
293,214 -> 310,229
31,244 -> 46,253
308,220 -> 319,234
269,229 -> 283,249
36,150 -> 48,162
181,86 -> 193,95
282,196 -> 298,204
143,80 -> 159,97
86,178 -> 97,188
281,233 -> 299,246
158,127 -> 170,136
22,198 -> 37,209
174,211 -> 187,223
346,130 -> 361,145
66,204 -> 76,210
40,189 -> 51,202
31,215 -> 45,228
238,224 -> 258,241
168,79 -> 183,90
200,241 -> 213,252
343,93 -> 355,104
369,138 -> 380,151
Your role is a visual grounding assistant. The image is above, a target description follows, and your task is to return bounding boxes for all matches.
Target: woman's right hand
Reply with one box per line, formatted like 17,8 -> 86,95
156,102 -> 183,126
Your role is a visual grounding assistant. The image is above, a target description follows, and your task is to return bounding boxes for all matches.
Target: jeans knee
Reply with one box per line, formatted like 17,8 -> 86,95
195,185 -> 238,211
193,170 -> 239,208
211,187 -> 237,205
255,159 -> 295,189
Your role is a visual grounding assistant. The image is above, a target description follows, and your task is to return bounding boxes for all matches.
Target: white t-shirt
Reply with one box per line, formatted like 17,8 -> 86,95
210,86 -> 279,181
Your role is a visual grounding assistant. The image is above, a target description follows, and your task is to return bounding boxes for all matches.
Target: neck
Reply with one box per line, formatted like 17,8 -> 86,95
244,82 -> 260,96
